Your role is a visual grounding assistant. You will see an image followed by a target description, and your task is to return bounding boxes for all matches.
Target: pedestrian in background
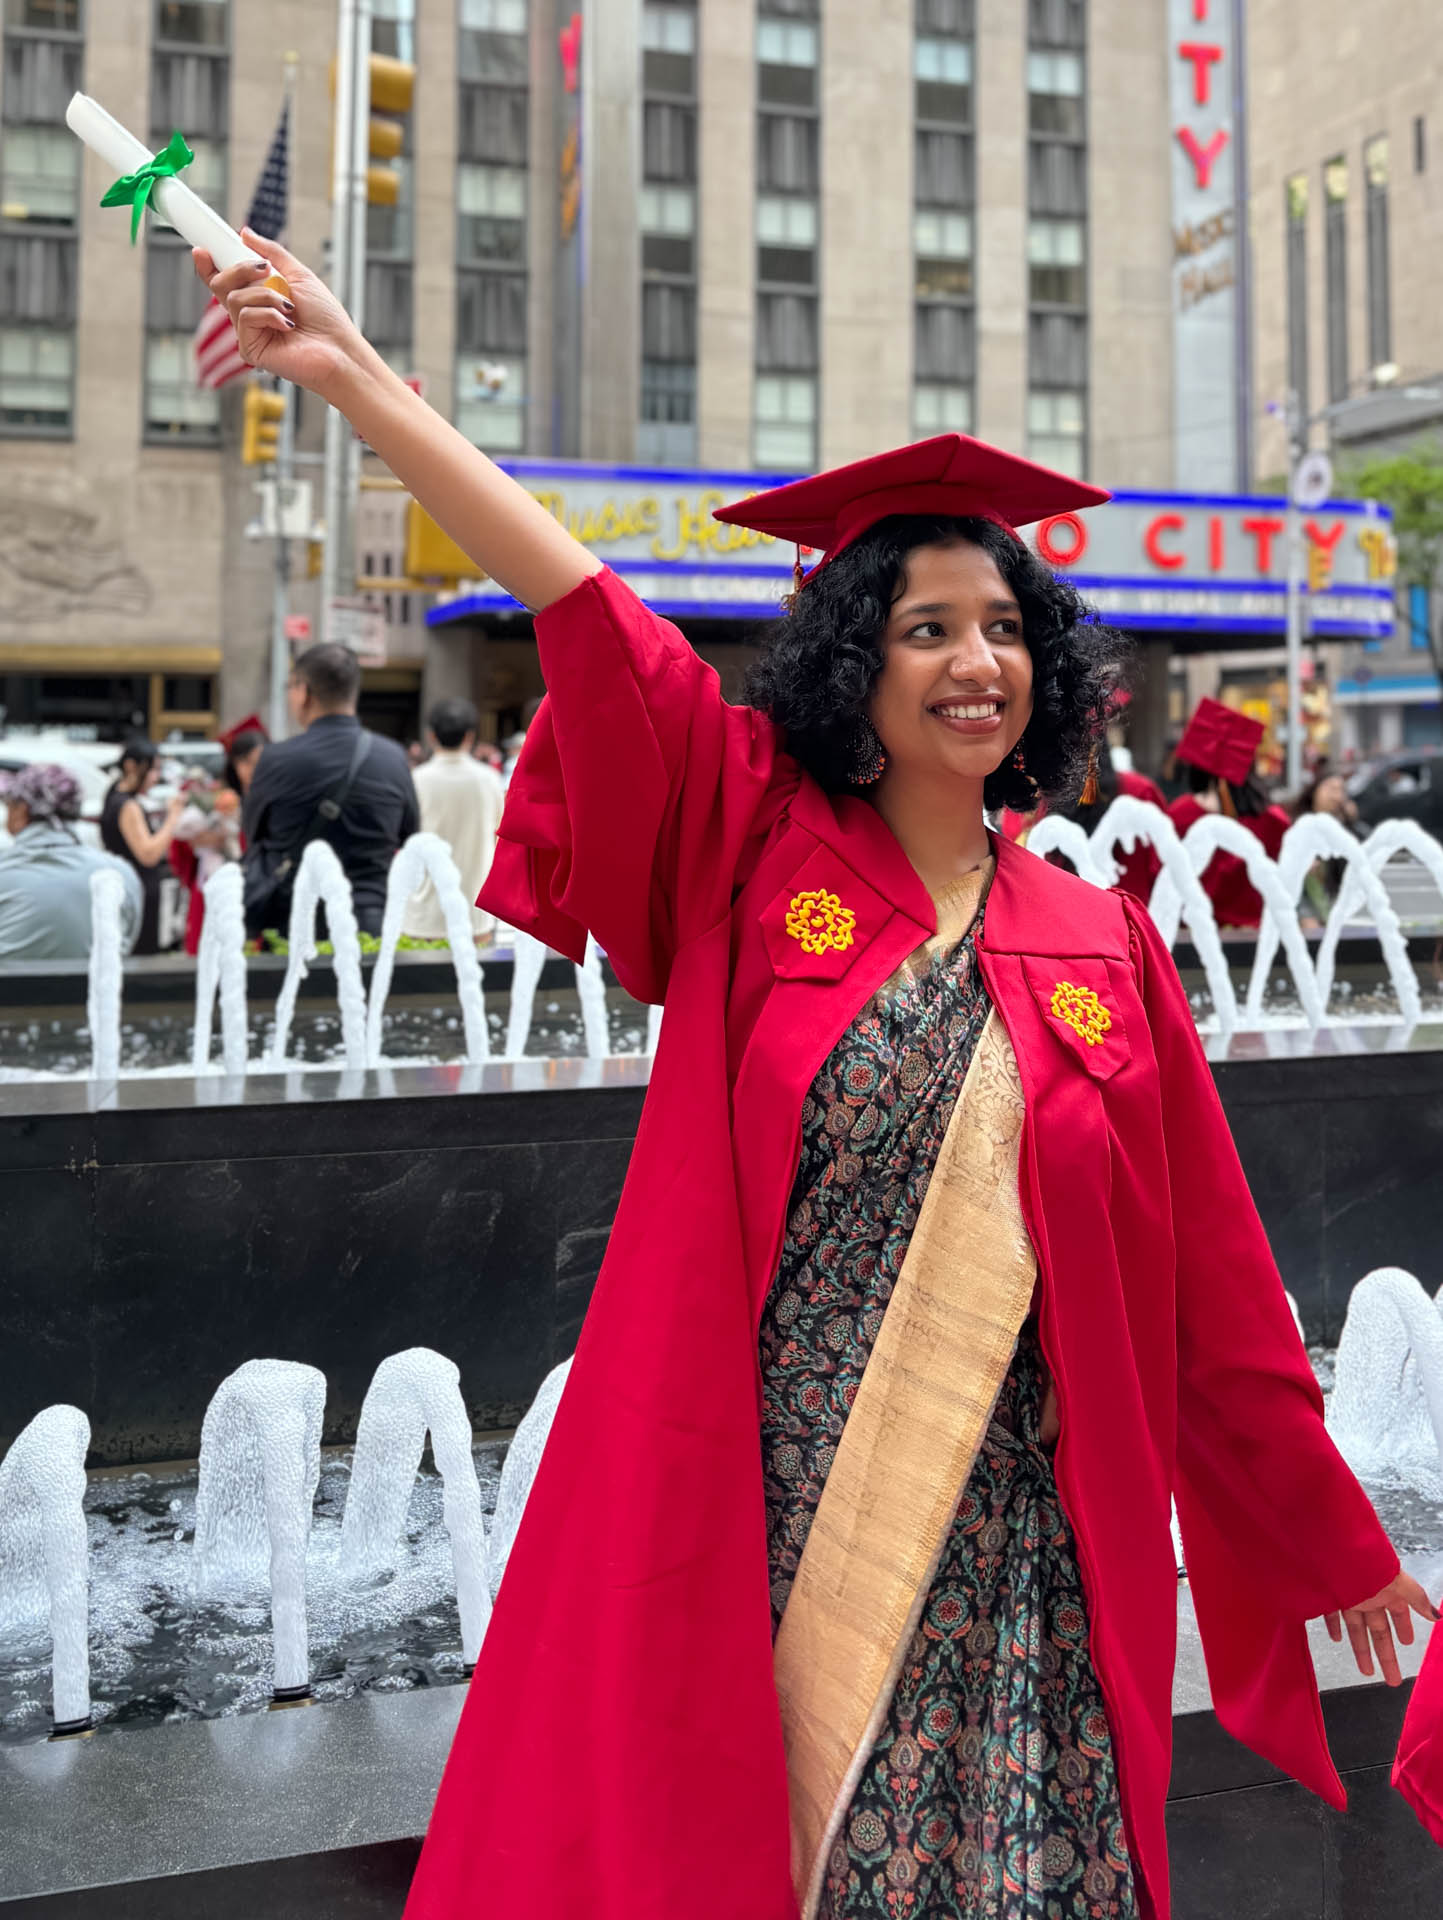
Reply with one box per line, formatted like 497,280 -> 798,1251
1292,766 -> 1361,924
242,644 -> 418,937
404,696 -> 504,943
100,736 -> 185,955
0,764 -> 141,961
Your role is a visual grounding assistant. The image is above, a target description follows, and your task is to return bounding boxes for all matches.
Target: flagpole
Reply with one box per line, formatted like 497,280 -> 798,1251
270,52 -> 300,741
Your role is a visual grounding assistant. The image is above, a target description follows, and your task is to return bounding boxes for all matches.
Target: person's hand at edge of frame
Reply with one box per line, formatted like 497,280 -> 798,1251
1324,1569 -> 1439,1687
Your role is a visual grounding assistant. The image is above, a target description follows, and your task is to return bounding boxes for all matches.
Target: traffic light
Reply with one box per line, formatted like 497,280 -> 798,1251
241,382 -> 287,466
405,499 -> 484,582
331,53 -> 416,208
366,55 -> 414,206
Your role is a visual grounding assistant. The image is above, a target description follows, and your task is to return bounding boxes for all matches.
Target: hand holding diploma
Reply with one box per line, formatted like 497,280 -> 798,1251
196,234 -> 602,612
193,228 -> 361,401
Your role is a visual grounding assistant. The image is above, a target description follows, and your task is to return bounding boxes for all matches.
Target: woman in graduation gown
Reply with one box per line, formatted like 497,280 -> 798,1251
1167,699 -> 1294,930
200,235 -> 1434,1920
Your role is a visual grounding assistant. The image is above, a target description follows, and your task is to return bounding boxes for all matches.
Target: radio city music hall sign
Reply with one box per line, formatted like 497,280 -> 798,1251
424,462 -> 1396,643
1170,0 -> 1240,490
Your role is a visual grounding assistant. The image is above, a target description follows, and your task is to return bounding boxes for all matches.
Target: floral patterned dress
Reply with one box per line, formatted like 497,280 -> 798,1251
758,881 -> 1138,1920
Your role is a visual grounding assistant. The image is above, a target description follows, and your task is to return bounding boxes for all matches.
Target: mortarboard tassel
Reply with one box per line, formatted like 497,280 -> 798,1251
1079,743 -> 1100,808
1217,777 -> 1237,819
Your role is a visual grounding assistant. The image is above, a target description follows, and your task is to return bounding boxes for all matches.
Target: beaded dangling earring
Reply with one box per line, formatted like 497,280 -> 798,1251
1012,741 -> 1027,775
851,716 -> 888,786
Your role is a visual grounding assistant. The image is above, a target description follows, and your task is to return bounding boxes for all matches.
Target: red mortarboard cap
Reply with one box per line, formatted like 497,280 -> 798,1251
217,713 -> 268,751
1176,697 -> 1264,787
712,433 -> 1110,570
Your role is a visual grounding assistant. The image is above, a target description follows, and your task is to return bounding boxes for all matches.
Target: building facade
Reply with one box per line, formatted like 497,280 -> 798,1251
1246,0 -> 1443,758
0,0 -> 1177,746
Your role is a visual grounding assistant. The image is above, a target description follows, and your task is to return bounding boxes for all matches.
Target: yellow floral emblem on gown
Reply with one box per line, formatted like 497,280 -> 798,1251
1050,980 -> 1112,1047
785,888 -> 857,957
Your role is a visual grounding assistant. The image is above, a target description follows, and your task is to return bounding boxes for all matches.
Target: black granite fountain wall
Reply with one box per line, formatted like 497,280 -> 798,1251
2,1026 -> 1440,1466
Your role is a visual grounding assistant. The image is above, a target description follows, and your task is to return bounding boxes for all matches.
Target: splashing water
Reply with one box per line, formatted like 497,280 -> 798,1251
0,1405 -> 91,1728
487,1357 -> 572,1599
576,936 -> 610,1059
366,834 -> 489,1066
1327,1268 -> 1443,1496
267,842 -> 368,1070
338,1348 -> 492,1665
192,1360 -> 326,1695
1026,798 -> 1242,1035
86,867 -> 125,1082
503,930 -> 549,1061
192,863 -> 249,1077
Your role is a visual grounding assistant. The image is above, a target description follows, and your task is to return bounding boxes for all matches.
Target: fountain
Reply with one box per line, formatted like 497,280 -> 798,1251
192,1359 -> 326,1701
1027,798 -> 1244,1035
192,862 -> 249,1077
0,1405 -> 91,1735
1327,1267 -> 1443,1495
1246,813 -> 1420,1027
366,834 -> 489,1066
338,1348 -> 492,1666
486,1356 -> 572,1598
267,841 -> 368,1070
86,867 -> 124,1083
503,927 -> 612,1061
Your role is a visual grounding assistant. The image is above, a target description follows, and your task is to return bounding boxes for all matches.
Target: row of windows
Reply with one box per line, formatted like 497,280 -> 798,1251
1023,4 -> 1085,474
639,0 -> 697,465
1286,131 -> 1399,417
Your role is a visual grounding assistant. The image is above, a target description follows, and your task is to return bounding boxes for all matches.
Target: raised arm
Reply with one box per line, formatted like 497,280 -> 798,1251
195,228 -> 600,614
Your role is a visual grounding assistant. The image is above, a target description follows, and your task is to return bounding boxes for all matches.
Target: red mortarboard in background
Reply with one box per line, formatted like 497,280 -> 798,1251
217,713 -> 268,752
1175,697 -> 1264,787
711,433 -> 1110,577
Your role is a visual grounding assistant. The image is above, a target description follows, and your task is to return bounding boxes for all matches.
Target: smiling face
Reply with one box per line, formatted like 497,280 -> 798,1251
867,539 -> 1034,791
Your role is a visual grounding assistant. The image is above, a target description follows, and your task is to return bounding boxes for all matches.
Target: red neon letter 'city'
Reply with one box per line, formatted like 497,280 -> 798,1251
1144,514 -> 1187,570
1241,516 -> 1286,574
1176,127 -> 1230,190
1177,43 -> 1224,107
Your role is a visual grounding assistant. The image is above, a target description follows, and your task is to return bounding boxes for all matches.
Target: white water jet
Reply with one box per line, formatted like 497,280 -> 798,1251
338,1348 -> 492,1665
1170,812 -> 1325,1029
0,1405 -> 91,1729
577,935 -> 610,1059
367,833 -> 489,1066
503,929 -> 548,1061
192,863 -> 249,1076
1025,799 -> 1242,1036
86,867 -> 124,1082
1019,814 -> 1112,886
193,1359 -> 326,1695
488,1356 -> 572,1599
267,842 -> 367,1070
1314,818 -> 1443,1014
1327,1268 -> 1443,1494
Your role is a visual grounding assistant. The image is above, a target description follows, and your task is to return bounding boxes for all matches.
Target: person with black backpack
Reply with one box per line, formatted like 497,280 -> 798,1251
241,643 -> 419,937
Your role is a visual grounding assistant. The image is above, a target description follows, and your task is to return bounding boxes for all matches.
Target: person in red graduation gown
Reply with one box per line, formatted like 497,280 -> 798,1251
1168,698 -> 1293,929
199,229 -> 1436,1920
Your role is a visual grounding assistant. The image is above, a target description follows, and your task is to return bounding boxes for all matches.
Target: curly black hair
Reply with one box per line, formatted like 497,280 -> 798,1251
742,514 -> 1133,813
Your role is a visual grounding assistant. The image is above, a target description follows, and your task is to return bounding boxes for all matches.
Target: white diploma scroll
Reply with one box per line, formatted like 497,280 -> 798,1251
65,92 -> 265,272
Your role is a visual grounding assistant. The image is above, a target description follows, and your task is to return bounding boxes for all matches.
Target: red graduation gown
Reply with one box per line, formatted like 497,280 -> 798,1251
1168,792 -> 1291,929
404,570 -> 1396,1920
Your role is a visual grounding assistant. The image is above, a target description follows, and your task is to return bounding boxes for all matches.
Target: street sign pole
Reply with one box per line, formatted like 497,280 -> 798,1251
270,51 -> 299,740
321,0 -> 370,642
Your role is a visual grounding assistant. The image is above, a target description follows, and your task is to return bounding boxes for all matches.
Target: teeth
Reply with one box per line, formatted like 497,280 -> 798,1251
935,701 -> 1001,720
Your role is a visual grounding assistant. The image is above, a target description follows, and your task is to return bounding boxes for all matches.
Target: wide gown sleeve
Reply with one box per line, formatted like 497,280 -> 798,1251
478,568 -> 789,1003
1122,895 -> 1399,1797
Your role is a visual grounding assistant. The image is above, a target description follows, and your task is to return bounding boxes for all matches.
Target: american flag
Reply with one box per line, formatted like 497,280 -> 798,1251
192,101 -> 290,391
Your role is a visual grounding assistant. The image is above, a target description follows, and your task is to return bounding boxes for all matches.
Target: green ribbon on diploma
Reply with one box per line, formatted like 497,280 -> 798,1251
99,130 -> 194,244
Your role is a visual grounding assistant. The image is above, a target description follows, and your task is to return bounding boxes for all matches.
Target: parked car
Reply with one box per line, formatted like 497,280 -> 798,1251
1346,745 -> 1443,837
